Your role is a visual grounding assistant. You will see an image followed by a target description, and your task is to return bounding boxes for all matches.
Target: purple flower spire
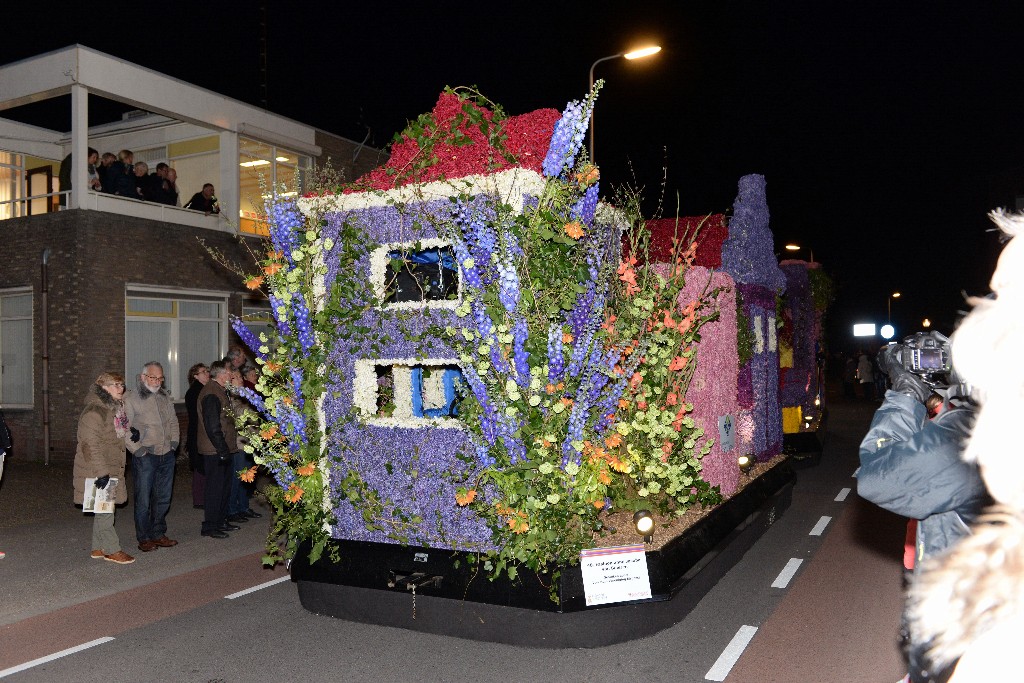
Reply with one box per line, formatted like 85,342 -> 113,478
511,316 -> 530,388
570,183 -> 600,227
547,324 -> 566,383
231,317 -> 267,360
542,86 -> 600,178
292,293 -> 316,353
267,198 -> 303,264
290,366 -> 305,409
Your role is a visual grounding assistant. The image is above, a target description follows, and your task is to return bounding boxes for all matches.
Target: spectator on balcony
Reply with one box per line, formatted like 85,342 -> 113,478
96,152 -> 117,192
143,163 -> 175,205
133,162 -> 151,200
108,150 -> 140,199
165,168 -> 180,206
184,183 -> 220,215
57,147 -> 100,207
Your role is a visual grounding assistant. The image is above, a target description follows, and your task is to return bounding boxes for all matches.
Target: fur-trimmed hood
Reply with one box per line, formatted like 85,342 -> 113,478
86,382 -> 122,409
909,506 -> 1024,671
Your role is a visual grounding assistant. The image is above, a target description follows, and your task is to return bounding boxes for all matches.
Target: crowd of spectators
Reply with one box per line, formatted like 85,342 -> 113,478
61,147 -> 216,213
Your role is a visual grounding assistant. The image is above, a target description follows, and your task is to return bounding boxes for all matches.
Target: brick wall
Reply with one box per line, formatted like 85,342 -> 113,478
0,209 -> 260,462
315,130 -> 388,184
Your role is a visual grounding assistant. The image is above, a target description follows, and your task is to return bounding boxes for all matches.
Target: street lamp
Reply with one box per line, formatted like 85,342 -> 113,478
888,291 -> 901,323
588,45 -> 662,164
784,243 -> 815,263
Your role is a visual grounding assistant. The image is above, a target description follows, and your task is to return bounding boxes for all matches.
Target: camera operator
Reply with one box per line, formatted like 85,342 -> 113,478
857,332 -> 990,683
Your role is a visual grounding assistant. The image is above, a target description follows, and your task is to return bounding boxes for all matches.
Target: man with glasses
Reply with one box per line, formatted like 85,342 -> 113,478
124,361 -> 180,553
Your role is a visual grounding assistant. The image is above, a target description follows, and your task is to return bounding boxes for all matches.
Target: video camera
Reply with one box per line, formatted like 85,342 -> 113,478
891,331 -> 952,381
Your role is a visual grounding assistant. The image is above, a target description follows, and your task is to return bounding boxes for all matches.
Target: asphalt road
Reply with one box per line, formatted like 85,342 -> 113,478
0,395 -> 907,682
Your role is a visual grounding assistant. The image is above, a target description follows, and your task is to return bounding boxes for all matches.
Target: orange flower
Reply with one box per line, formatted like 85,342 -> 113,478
239,466 -> 258,483
564,221 -> 585,240
637,400 -> 647,410
284,484 -> 304,504
592,499 -> 606,509
282,395 -> 293,406
260,425 -> 279,440
245,275 -> 264,290
296,462 -> 316,477
629,372 -> 643,389
662,310 -> 677,329
265,361 -> 282,373
613,364 -> 625,376
666,392 -> 678,406
604,433 -> 622,449
618,267 -> 637,288
263,262 -> 283,276
508,514 -> 530,534
267,250 -> 284,261
617,398 -> 629,410
546,383 -> 557,394
609,457 -> 630,473
560,397 -> 574,407
598,469 -> 612,485
562,332 -> 574,344
668,356 -> 688,372
455,488 -> 478,506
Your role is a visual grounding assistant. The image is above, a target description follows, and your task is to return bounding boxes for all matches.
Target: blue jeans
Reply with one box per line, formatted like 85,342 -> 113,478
132,451 -> 175,541
227,450 -> 253,517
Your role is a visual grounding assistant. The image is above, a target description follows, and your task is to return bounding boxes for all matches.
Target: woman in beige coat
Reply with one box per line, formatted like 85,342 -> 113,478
73,372 -> 134,564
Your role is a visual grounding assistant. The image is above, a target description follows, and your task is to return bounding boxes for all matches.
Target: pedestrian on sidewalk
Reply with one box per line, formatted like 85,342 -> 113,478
124,362 -> 179,553
185,363 -> 211,509
197,361 -> 241,539
0,406 -> 10,560
73,373 -> 134,565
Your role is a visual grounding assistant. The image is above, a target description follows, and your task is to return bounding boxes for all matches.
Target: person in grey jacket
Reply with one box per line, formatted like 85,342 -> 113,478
858,337 -> 989,683
124,362 -> 180,553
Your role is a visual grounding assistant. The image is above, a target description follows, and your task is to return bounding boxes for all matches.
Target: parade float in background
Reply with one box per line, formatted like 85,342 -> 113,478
227,87 -> 826,646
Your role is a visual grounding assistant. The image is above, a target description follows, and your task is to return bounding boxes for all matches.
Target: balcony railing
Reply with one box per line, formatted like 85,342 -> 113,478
0,189 -> 233,233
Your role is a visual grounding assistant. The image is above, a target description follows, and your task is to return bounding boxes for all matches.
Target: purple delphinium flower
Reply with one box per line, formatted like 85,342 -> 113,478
543,92 -> 598,178
290,366 -> 305,409
547,324 -> 565,383
570,183 -> 600,227
292,292 -> 315,354
236,387 -> 271,421
231,317 -> 267,361
511,316 -> 530,388
269,294 -> 291,337
267,198 -> 303,265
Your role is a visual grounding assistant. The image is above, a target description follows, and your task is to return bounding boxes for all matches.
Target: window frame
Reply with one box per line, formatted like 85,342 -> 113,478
0,286 -> 34,408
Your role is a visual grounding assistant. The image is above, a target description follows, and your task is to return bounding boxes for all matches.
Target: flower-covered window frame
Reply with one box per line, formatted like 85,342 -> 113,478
353,358 -> 464,428
370,238 -> 461,310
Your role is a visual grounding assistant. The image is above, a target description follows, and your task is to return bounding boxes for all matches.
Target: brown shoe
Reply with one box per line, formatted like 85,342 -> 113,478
103,550 -> 135,564
151,536 -> 178,548
91,549 -> 105,559
137,540 -> 159,552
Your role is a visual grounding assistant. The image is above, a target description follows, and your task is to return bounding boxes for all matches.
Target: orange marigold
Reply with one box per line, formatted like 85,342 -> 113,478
455,488 -> 477,506
296,462 -> 316,477
239,466 -> 258,483
265,361 -> 282,373
263,262 -> 283,276
562,332 -> 574,344
284,484 -> 304,503
604,433 -> 623,449
245,275 -> 264,290
260,425 -> 279,440
267,249 -> 283,260
592,499 -> 606,509
564,221 -> 585,240
598,469 -> 612,485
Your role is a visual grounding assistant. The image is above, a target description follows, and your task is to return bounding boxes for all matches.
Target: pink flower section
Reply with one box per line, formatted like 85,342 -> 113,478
678,267 -> 741,495
354,92 -> 561,191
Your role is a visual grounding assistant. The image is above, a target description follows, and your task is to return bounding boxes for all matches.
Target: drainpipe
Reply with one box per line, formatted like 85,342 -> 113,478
41,248 -> 50,465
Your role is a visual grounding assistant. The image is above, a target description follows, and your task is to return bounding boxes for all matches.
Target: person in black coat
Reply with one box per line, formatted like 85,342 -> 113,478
184,363 -> 211,508
184,183 -> 219,214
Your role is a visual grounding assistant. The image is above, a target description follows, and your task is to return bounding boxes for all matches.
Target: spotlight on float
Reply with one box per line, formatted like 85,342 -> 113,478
633,509 -> 655,543
880,324 -> 895,340
738,454 -> 754,474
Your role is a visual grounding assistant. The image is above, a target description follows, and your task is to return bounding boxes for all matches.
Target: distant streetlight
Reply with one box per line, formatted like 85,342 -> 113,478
784,243 -> 815,263
588,45 -> 662,164
922,318 -> 931,328
888,291 -> 901,323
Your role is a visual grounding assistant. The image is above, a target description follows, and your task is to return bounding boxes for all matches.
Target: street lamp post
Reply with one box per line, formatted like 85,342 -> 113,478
784,243 -> 815,263
588,45 -> 661,165
888,291 -> 901,323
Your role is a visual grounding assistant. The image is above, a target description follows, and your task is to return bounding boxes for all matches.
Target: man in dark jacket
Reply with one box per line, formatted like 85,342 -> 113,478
197,361 -> 241,539
184,183 -> 219,214
858,336 -> 989,683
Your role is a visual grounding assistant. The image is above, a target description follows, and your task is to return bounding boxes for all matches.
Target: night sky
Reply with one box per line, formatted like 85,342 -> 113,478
4,1 -> 1022,351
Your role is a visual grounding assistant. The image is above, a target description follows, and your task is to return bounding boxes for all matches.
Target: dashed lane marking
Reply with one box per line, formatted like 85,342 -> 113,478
0,637 -> 115,679
835,487 -> 851,502
809,516 -> 832,536
224,575 -> 291,600
771,558 -> 804,589
705,625 -> 758,681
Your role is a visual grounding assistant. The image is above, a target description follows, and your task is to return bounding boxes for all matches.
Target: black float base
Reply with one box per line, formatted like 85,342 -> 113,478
291,462 -> 795,648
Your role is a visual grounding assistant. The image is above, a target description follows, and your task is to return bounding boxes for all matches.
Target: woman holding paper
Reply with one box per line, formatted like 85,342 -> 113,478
73,372 -> 135,564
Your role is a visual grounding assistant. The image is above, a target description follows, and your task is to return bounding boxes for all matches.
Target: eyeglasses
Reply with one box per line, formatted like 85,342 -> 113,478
105,382 -> 126,388
144,374 -> 165,381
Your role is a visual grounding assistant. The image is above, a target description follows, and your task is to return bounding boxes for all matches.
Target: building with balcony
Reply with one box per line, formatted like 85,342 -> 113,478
0,45 -> 383,460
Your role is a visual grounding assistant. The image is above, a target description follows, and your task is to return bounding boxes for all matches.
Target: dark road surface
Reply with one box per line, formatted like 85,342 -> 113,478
0,394 -> 909,682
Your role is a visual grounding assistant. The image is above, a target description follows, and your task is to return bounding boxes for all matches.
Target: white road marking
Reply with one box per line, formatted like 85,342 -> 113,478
0,637 -> 115,679
809,516 -> 832,536
771,558 -> 804,589
705,625 -> 758,681
835,487 -> 851,502
225,575 -> 291,599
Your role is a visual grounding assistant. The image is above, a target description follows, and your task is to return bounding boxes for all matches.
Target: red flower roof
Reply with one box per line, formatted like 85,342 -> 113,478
628,215 -> 729,267
353,92 -> 561,192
